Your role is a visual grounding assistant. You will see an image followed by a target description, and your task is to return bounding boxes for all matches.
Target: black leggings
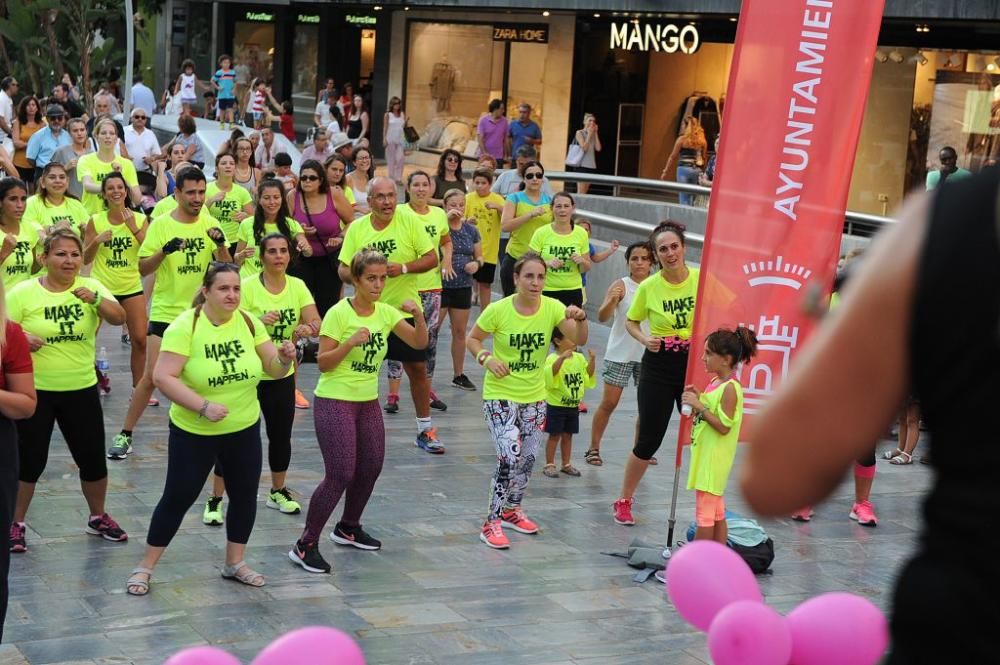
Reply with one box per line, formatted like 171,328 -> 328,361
499,254 -> 518,298
147,421 -> 262,547
16,386 -> 106,483
218,375 -> 295,476
633,348 -> 688,461
292,254 -> 342,317
0,416 -> 17,643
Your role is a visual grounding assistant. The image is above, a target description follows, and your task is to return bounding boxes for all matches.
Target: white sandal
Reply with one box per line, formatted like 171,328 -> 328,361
126,567 -> 153,596
221,560 -> 266,587
883,448 -> 904,460
889,451 -> 913,465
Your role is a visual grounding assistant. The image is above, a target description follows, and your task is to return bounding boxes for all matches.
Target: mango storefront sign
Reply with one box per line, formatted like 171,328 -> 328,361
610,22 -> 700,54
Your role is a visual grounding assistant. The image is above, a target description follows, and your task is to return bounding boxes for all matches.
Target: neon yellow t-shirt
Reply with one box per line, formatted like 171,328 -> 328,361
151,196 -> 178,220
23,195 -> 89,236
626,267 -> 700,339
240,274 -> 315,379
529,224 -> 590,292
465,191 -> 503,264
206,181 -> 253,243
160,307 -> 271,435
338,210 -> 435,309
342,186 -> 356,205
504,191 -> 552,259
544,351 -> 596,408
314,298 -> 404,401
0,223 -> 42,290
5,276 -> 115,391
236,217 -> 304,279
687,378 -> 743,496
90,211 -> 148,295
76,153 -> 140,214
476,295 -> 566,402
138,212 -> 224,324
407,203 -> 449,292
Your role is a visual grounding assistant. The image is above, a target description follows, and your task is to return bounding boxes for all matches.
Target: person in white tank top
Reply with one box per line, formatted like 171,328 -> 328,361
585,242 -> 654,467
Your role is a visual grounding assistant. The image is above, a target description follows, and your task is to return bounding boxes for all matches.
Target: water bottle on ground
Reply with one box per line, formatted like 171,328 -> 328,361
96,346 -> 112,396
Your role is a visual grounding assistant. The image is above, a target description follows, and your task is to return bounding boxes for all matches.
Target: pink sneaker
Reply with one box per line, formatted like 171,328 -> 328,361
613,498 -> 635,526
850,500 -> 878,527
500,507 -> 539,534
791,506 -> 815,522
480,520 -> 510,549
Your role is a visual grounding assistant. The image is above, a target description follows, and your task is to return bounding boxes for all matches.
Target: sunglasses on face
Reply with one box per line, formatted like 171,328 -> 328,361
300,175 -> 321,182
445,156 -> 459,163
524,172 -> 543,180
132,115 -> 147,120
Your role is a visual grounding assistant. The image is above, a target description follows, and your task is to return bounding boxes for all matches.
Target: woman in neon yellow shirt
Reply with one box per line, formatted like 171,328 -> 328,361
77,117 -> 142,215
0,178 -> 41,291
234,179 -> 310,278
498,161 -> 552,297
203,233 -> 321,525
126,262 -> 297,596
83,172 -> 149,391
466,252 -> 588,549
206,152 -> 254,251
614,221 -> 700,527
6,229 -> 128,553
289,249 -> 427,574
681,327 -> 758,544
23,163 -> 89,237
528,191 -> 591,307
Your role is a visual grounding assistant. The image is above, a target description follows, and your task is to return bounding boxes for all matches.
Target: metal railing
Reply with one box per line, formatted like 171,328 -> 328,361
546,170 -> 895,237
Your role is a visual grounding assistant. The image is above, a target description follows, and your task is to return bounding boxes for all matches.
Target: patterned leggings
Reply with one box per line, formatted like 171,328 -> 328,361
387,290 -> 442,380
483,399 -> 546,522
302,397 -> 385,544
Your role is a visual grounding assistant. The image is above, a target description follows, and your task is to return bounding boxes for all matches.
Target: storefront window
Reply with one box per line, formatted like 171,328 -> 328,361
292,24 -> 319,99
234,22 -> 275,85
507,42 -> 546,128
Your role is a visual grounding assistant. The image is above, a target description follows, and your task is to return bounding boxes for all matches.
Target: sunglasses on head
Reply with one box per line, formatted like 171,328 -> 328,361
524,172 -> 543,180
300,174 -> 321,182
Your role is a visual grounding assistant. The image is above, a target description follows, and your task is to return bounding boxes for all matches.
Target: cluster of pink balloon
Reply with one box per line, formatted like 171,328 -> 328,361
664,541 -> 889,665
163,626 -> 365,665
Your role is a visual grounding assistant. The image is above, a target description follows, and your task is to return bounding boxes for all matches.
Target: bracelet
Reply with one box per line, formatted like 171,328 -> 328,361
275,354 -> 292,368
198,400 -> 210,418
477,350 -> 492,366
93,292 -> 102,308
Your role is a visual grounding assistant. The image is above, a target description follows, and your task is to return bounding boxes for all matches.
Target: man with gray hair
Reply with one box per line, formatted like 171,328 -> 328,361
301,127 -> 334,163
492,145 -> 554,197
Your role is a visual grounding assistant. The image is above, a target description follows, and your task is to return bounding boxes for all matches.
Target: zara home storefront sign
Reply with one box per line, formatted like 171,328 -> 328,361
610,22 -> 701,54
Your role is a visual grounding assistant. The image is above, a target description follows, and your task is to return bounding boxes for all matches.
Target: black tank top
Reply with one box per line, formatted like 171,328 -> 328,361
888,167 -> 1000,663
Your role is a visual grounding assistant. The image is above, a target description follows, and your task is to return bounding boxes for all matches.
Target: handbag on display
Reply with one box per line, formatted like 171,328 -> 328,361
565,138 -> 585,167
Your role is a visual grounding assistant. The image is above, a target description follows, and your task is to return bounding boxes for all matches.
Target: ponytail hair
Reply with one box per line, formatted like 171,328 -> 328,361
350,247 -> 388,282
705,326 -> 759,366
650,220 -> 687,248
191,261 -> 240,307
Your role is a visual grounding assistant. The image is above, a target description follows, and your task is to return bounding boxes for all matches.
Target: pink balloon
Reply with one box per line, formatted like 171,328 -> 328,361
787,592 -> 888,665
251,626 -> 365,665
665,540 -> 763,631
164,646 -> 241,665
707,601 -> 792,665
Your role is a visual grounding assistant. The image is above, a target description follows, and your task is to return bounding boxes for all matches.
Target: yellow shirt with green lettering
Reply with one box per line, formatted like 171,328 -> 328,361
476,295 -> 566,402
236,217 -> 304,279
5,276 -> 115,391
90,211 -> 148,295
627,267 -> 700,339
544,351 -> 596,408
338,210 -> 435,309
529,224 -> 590,292
76,153 -> 140,214
151,196 -> 178,220
687,378 -> 743,496
23,195 -> 89,236
465,191 -> 504,264
406,203 -> 449,292
504,191 -> 552,259
206,181 -> 253,243
314,298 -> 404,401
161,307 -> 271,435
240,274 -> 315,379
0,223 -> 42,290
138,212 -> 224,324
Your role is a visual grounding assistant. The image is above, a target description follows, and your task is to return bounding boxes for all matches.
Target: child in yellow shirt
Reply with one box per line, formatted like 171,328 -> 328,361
542,327 -> 596,478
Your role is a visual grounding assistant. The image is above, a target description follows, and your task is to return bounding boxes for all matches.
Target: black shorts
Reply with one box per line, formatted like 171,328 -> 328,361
15,166 -> 35,184
544,289 -> 584,308
473,262 -> 497,285
441,287 -> 472,310
147,320 -> 170,337
544,404 -> 580,435
218,98 -> 236,110
115,291 -> 144,304
386,319 -> 426,363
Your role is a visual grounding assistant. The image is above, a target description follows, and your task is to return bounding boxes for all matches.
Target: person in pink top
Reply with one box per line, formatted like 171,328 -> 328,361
476,99 -> 510,167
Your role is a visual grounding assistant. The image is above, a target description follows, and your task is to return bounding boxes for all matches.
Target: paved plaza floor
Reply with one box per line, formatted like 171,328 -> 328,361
0,309 -> 928,664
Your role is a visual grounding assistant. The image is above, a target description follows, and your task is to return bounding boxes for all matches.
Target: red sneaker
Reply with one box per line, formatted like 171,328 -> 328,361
613,497 -> 635,525
480,520 -> 510,549
791,506 -> 815,522
500,507 -> 539,534
850,500 -> 878,527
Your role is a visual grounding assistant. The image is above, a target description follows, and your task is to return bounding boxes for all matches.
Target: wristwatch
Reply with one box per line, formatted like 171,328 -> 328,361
401,263 -> 408,274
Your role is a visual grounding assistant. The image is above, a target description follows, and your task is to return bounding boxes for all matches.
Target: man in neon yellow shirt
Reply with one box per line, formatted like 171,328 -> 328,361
107,167 -> 232,460
337,177 -> 443,453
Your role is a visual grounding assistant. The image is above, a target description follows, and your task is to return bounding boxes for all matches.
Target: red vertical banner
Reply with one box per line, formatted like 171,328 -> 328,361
678,0 -> 885,455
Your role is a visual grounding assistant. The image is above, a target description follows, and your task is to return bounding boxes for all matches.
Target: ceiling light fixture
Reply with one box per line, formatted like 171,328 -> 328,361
909,51 -> 928,66
889,48 -> 904,64
875,50 -> 888,64
542,10 -> 550,16
593,13 -> 600,18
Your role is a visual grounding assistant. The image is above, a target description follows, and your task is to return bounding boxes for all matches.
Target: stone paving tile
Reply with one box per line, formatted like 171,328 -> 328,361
2,312 -> 929,664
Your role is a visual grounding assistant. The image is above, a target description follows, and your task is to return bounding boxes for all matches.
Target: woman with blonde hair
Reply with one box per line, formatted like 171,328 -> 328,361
660,116 -> 707,206
77,117 -> 142,214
